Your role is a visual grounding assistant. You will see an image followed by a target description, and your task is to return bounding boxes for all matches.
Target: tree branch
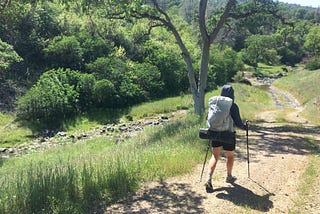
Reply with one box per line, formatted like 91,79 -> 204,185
228,1 -> 293,27
209,0 -> 236,43
199,0 -> 209,43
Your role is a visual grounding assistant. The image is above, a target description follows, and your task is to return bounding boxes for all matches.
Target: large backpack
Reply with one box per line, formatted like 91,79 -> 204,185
206,96 -> 233,132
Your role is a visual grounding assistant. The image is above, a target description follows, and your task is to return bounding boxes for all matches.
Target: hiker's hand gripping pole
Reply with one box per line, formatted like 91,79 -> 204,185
246,120 -> 250,178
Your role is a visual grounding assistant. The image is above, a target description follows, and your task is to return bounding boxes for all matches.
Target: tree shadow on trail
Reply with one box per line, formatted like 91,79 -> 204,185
236,124 -> 320,160
214,182 -> 274,212
104,181 -> 205,213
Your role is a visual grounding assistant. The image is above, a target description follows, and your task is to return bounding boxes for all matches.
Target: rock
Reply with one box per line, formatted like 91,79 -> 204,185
125,114 -> 133,121
239,79 -> 252,86
0,148 -> 8,152
57,131 -> 67,137
161,116 -> 169,120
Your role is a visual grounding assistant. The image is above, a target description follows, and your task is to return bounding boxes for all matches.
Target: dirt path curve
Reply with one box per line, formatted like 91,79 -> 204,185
105,85 -> 320,214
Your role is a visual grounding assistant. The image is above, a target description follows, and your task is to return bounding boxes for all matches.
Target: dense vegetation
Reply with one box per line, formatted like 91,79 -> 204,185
0,1 -> 319,128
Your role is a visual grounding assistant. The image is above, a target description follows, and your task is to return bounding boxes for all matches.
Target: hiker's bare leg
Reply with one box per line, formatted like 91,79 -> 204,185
206,146 -> 221,181
225,150 -> 234,176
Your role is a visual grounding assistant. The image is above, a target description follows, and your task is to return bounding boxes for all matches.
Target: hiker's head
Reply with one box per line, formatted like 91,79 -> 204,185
221,85 -> 234,100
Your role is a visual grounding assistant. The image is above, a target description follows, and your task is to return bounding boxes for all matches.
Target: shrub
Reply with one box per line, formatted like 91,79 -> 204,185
305,57 -> 320,70
208,46 -> 244,87
76,73 -> 96,110
44,36 -> 83,70
17,68 -> 80,128
128,61 -> 164,98
0,39 -> 22,72
93,79 -> 115,107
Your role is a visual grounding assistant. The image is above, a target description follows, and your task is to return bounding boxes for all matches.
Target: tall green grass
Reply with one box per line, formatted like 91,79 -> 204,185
127,93 -> 193,119
0,113 -> 205,213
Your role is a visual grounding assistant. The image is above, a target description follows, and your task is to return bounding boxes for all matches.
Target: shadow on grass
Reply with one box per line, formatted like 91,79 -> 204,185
214,182 -> 274,212
18,107 -> 131,137
102,180 -> 205,213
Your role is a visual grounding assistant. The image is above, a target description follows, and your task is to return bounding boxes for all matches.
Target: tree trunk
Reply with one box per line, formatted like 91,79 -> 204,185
193,39 -> 211,115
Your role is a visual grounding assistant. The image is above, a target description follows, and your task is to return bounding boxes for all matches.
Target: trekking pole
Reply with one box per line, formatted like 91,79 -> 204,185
246,122 -> 250,178
199,140 -> 210,182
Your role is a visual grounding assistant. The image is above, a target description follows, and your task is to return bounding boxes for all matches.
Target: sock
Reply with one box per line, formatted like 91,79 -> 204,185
206,175 -> 212,183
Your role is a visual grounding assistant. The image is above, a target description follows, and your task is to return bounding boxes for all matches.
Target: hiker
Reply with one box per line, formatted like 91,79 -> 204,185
205,84 -> 249,191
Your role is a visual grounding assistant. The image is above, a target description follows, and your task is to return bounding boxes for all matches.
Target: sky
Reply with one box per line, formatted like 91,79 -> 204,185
277,0 -> 320,8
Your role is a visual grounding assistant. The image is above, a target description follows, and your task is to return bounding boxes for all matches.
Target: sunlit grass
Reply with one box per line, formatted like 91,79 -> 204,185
0,113 -> 33,147
127,94 -> 193,120
274,68 -> 320,125
256,63 -> 286,76
289,138 -> 320,213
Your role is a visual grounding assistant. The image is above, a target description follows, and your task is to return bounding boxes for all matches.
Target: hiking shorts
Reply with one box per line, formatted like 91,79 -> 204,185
210,140 -> 235,151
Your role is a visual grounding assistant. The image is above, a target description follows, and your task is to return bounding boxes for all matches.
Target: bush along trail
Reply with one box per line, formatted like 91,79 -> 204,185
106,83 -> 320,213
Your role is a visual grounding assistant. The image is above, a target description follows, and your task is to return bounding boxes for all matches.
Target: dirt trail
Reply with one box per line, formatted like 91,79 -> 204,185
104,85 -> 320,214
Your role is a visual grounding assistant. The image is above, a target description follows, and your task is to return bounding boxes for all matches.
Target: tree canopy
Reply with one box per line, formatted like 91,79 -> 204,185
0,0 -> 319,127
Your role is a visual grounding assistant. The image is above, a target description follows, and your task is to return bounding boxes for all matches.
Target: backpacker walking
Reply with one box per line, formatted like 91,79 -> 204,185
205,85 -> 249,192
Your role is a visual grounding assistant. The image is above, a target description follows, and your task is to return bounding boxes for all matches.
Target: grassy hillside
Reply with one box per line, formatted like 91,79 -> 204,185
273,67 -> 320,125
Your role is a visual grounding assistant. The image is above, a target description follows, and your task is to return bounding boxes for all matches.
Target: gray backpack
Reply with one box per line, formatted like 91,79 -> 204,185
206,96 -> 233,132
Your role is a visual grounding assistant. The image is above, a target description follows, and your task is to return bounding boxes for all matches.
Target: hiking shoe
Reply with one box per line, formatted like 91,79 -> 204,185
226,175 -> 237,183
205,181 -> 213,193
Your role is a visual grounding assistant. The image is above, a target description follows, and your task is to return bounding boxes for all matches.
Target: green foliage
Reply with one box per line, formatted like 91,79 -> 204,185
0,39 -> 22,72
304,25 -> 320,57
255,63 -> 286,77
2,0 -> 320,126
87,56 -> 166,106
305,57 -> 320,70
80,36 -> 114,64
44,35 -> 83,70
128,61 -> 164,98
241,34 -> 281,68
0,2 -> 61,70
17,68 -> 80,128
86,56 -> 126,83
144,39 -> 188,96
208,46 -> 244,87
275,26 -> 306,66
93,79 -> 115,107
76,73 -> 96,110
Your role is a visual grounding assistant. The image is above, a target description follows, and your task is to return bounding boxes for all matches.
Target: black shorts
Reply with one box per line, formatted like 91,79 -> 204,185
210,140 -> 235,151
